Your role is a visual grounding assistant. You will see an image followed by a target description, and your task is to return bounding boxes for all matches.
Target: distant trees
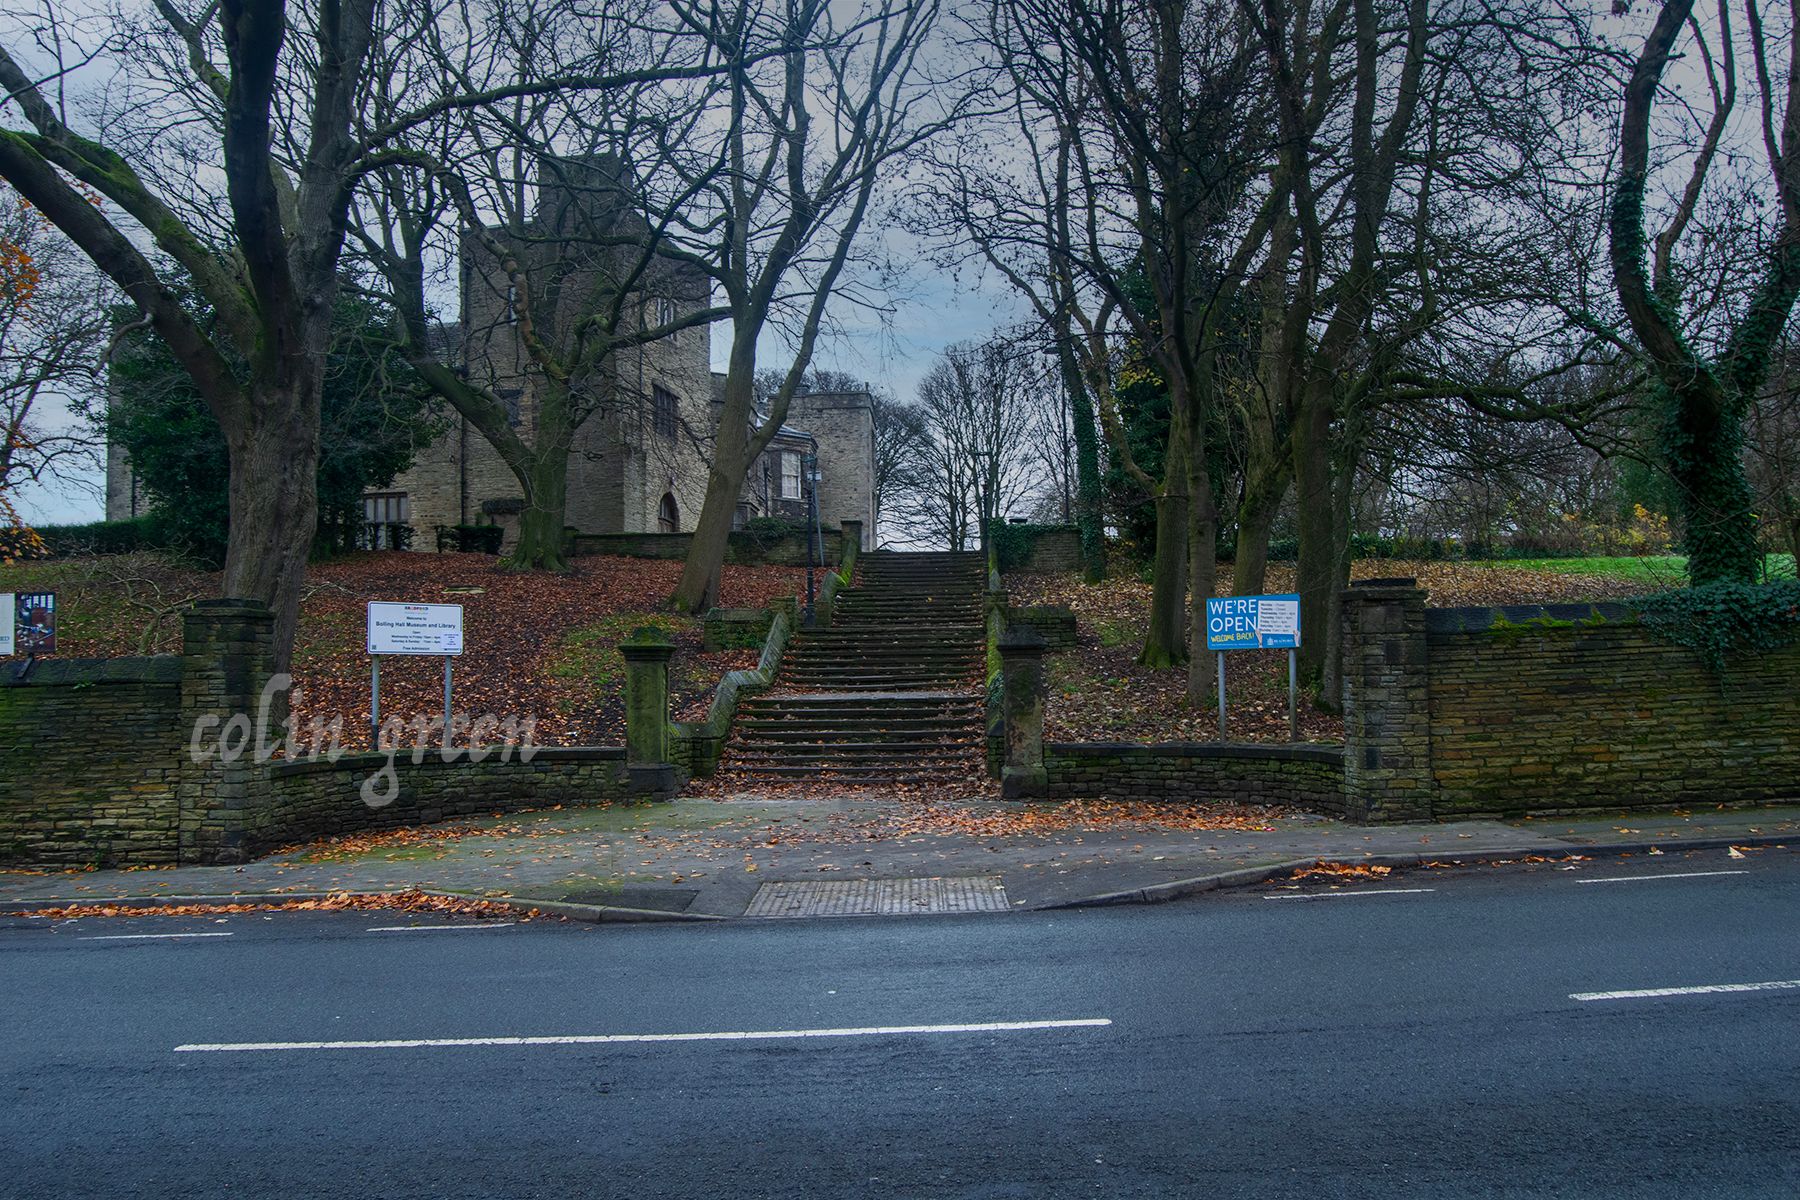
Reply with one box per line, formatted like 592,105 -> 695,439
893,336 -> 1044,551
0,185 -> 109,553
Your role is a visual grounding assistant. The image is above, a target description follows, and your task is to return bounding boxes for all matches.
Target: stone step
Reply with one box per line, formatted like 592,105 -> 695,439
715,550 -> 989,789
723,759 -> 980,777
735,730 -> 981,746
728,741 -> 979,759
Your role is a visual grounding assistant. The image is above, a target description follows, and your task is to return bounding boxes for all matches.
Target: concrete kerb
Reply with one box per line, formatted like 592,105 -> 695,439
1044,833 -> 1799,910
3,834 -> 1790,922
0,889 -> 724,924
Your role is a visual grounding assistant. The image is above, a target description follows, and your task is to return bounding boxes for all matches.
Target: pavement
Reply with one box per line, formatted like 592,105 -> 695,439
3,792 -> 1796,920
4,849 -> 1799,1197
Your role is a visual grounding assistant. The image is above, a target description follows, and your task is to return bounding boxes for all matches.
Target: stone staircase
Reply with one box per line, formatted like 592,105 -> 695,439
718,551 -> 987,787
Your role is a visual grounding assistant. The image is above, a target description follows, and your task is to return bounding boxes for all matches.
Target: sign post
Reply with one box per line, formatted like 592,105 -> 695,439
366,602 -> 465,750
0,592 -> 13,658
1204,593 -> 1302,743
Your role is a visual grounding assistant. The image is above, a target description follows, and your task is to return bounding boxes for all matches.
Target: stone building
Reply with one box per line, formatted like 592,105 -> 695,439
105,155 -> 876,552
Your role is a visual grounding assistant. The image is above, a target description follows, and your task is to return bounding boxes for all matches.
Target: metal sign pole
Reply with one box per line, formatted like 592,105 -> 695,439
1216,650 -> 1227,742
370,655 -> 381,750
1288,648 -> 1298,742
443,656 -> 454,750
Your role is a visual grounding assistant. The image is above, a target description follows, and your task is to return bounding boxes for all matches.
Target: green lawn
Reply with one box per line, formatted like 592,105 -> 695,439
1497,555 -> 1796,583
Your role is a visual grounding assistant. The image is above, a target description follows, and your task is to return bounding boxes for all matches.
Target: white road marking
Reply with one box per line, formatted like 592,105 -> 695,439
1263,888 -> 1435,901
1574,870 -> 1748,885
1572,979 -> 1800,1003
79,932 -> 234,941
174,1018 -> 1113,1054
365,923 -> 515,933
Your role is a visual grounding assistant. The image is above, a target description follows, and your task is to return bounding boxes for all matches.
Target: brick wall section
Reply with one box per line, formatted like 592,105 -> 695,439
1425,604 -> 1800,816
0,657 -> 186,866
261,747 -> 633,855
1043,743 -> 1345,811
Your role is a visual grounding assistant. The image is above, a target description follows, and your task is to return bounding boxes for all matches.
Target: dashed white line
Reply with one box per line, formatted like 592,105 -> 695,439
174,1018 -> 1114,1053
79,932 -> 234,941
1263,888 -> 1435,901
1572,979 -> 1800,1002
365,923 -> 515,933
1575,870 -> 1748,885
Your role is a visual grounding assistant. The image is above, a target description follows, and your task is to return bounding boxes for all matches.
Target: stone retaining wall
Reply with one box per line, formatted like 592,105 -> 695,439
1341,586 -> 1800,819
568,526 -> 844,568
1424,604 -> 1800,816
1042,742 -> 1345,811
262,747 -> 632,856
0,657 -> 186,867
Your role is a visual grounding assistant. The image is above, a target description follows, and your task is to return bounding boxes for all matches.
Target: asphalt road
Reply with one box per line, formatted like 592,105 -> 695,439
2,848 -> 1797,1199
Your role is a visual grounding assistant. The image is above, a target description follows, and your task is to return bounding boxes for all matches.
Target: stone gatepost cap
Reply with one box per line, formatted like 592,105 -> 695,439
1343,578 -> 1427,603
998,626 -> 1048,655
619,625 -> 676,661
191,598 -> 273,613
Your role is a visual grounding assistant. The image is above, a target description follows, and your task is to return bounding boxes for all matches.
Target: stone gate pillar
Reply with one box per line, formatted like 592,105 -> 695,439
1340,579 -> 1435,822
998,626 -> 1048,798
620,626 -> 678,796
177,598 -> 277,864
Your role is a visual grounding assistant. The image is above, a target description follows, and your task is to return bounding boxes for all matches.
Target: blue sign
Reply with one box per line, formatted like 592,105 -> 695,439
1206,593 -> 1301,651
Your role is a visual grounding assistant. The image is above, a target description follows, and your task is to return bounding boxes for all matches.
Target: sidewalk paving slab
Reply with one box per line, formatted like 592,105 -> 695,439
2,797 -> 1795,921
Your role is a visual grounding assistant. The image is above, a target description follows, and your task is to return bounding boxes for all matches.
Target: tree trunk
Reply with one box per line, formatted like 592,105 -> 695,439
673,343 -> 761,614
1658,380 -> 1761,585
677,463 -> 738,612
1139,487 -> 1190,668
1185,458 -> 1219,706
1291,380 -> 1335,688
503,381 -> 572,572
1318,453 -> 1356,711
1056,334 -> 1107,583
1232,467 -> 1288,595
508,449 -> 571,572
221,377 -> 321,679
1788,515 -> 1800,569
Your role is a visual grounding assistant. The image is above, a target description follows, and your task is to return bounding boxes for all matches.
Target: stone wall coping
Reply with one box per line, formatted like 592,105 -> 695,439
0,656 -> 183,687
1046,741 -> 1344,766
270,744 -> 625,778
1424,601 -> 1638,634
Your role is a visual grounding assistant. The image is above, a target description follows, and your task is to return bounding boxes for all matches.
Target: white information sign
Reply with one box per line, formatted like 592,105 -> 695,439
1257,598 -> 1299,642
367,602 -> 464,656
0,592 -> 13,656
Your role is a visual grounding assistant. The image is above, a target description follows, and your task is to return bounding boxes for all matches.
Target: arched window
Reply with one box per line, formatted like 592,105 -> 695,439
658,492 -> 680,533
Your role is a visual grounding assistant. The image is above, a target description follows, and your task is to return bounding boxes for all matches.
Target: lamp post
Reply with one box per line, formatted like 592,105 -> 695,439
802,449 -> 821,627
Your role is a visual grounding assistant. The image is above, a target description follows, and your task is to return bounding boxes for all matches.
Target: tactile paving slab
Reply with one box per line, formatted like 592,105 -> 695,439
745,876 -> 1010,918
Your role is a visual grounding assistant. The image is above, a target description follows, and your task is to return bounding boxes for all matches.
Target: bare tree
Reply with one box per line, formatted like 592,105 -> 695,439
0,186 -> 109,532
668,0 -> 950,612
